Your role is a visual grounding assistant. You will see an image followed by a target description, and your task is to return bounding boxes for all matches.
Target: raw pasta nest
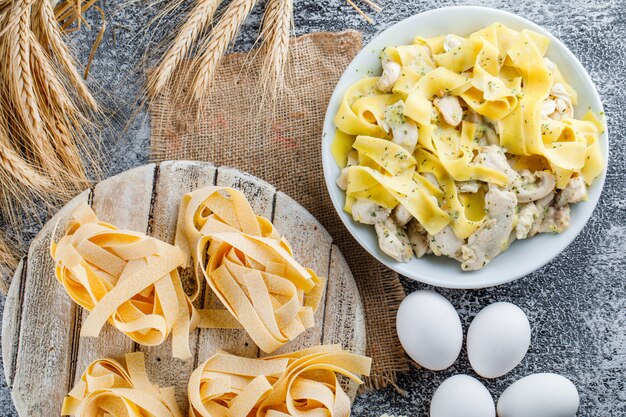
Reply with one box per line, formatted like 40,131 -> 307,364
188,345 -> 371,417
176,186 -> 326,353
62,352 -> 183,417
332,22 -> 605,270
51,202 -> 198,359
52,186 -> 327,357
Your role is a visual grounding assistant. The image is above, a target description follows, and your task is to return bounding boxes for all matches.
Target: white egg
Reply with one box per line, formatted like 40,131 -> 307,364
430,374 -> 495,417
467,302 -> 531,378
497,373 -> 579,417
396,290 -> 462,371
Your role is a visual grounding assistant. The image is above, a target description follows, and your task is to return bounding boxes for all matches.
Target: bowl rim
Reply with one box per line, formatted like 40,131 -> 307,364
321,5 -> 609,289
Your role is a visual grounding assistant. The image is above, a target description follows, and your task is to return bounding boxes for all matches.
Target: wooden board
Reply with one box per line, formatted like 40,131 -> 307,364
0,161 -> 366,417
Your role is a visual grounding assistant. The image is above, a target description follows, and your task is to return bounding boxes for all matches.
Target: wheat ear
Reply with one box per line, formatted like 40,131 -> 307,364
259,0 -> 292,100
191,0 -> 260,101
38,0 -> 98,110
29,29 -> 76,113
8,0 -> 45,141
148,0 -> 221,97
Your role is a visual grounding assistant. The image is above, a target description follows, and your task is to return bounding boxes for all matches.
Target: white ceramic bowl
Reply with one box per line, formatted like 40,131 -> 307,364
321,6 -> 608,288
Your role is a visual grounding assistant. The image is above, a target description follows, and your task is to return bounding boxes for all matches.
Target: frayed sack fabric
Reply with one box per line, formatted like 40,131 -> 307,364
150,30 -> 409,390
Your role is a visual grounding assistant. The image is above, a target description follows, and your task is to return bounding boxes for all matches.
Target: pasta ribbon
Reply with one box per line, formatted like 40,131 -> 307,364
51,203 -> 199,359
188,345 -> 372,417
415,149 -> 486,239
346,165 -> 450,235
353,135 -> 416,175
334,77 -> 388,137
432,121 -> 509,186
62,352 -> 183,417
404,67 -> 470,125
383,44 -> 437,97
176,187 -> 326,354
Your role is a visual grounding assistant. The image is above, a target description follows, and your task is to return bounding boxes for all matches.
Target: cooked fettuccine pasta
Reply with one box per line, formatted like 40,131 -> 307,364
188,345 -> 371,417
333,23 -> 605,270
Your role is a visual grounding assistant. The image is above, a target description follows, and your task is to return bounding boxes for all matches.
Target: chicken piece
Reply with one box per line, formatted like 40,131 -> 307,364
528,192 -> 555,237
424,172 -> 440,188
542,82 -> 573,121
346,149 -> 358,166
474,145 -> 519,184
375,218 -> 413,262
536,204 -> 571,234
406,219 -> 430,258
557,176 -> 587,206
377,56 -> 401,93
443,34 -> 463,52
461,185 -> 517,270
475,147 -> 554,203
428,226 -> 464,261
336,169 -> 349,190
472,115 -> 499,147
515,202 -> 541,240
380,101 -> 419,153
336,150 -> 359,191
465,109 -> 483,124
458,180 -> 481,193
484,125 -> 499,145
543,57 -> 556,73
392,204 -> 413,227
351,198 -> 390,225
513,170 -> 556,203
433,95 -> 463,127
541,99 -> 557,119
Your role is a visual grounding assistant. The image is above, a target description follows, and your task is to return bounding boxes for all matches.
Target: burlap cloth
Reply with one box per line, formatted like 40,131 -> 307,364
150,30 -> 409,390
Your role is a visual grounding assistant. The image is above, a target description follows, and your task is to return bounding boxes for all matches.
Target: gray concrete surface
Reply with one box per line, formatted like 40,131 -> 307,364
1,0 -> 625,415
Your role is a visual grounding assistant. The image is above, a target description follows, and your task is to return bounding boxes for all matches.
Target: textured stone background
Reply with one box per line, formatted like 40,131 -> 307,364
1,0 -> 625,415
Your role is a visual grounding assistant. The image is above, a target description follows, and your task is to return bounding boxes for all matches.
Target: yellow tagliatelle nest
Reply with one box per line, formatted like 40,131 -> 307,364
176,186 -> 326,353
62,352 -> 183,417
188,345 -> 372,417
51,202 -> 198,359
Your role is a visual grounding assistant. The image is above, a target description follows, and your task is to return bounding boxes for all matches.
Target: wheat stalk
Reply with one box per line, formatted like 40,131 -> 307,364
0,129 -> 54,193
148,0 -> 221,97
0,233 -> 17,294
346,0 -> 381,23
0,0 -> 101,242
259,0 -> 292,100
190,0 -> 260,101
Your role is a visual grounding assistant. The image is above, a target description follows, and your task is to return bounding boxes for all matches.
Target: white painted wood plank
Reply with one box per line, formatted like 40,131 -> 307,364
138,161 -> 216,410
323,245 -> 367,400
10,189 -> 91,417
73,165 -> 156,385
259,191 -> 332,357
195,166 -> 275,362
1,259 -> 24,388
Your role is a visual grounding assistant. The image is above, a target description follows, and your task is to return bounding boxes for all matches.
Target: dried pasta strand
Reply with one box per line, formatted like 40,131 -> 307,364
51,202 -> 199,359
62,352 -> 183,417
176,186 -> 327,353
188,345 -> 372,417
